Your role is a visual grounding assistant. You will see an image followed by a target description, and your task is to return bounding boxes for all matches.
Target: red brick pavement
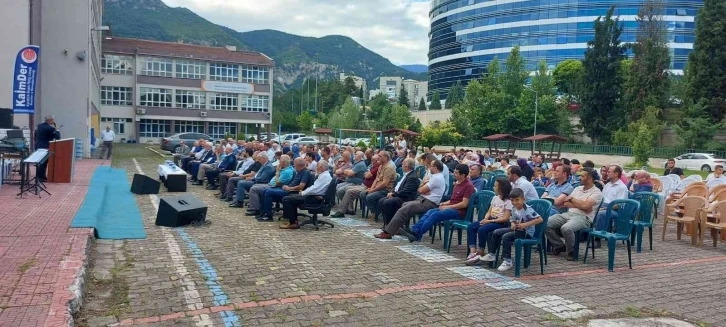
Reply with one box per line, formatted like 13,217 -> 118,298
0,160 -> 104,327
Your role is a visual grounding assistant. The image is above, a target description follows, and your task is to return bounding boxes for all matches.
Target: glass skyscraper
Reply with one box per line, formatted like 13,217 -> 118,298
428,0 -> 704,99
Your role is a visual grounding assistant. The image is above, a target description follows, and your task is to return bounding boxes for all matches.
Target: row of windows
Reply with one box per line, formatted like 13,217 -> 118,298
431,1 -> 701,27
429,33 -> 695,61
135,87 -> 270,112
139,119 -> 237,139
101,86 -> 133,106
101,54 -> 270,84
101,117 -> 133,134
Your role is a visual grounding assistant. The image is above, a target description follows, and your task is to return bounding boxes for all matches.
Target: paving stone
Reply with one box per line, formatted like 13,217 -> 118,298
86,315 -> 119,327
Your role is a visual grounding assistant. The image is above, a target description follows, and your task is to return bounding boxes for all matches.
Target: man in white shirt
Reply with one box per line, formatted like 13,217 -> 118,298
376,160 -> 446,239
706,165 -> 726,184
99,126 -> 116,160
280,161 -> 332,229
545,168 -> 603,260
592,164 -> 629,247
508,166 -> 539,201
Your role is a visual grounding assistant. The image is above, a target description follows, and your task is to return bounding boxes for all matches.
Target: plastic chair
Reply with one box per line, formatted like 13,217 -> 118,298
707,179 -> 726,189
481,172 -> 496,190
699,200 -> 726,248
572,199 -> 604,261
444,190 -> 495,253
583,199 -> 640,272
629,192 -> 660,252
662,196 -> 707,245
535,187 -> 546,198
415,165 -> 426,180
513,199 -> 552,277
666,174 -> 681,184
686,174 -> 703,182
430,174 -> 456,245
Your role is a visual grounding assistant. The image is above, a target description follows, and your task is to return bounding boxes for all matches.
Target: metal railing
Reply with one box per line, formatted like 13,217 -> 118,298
439,140 -> 726,159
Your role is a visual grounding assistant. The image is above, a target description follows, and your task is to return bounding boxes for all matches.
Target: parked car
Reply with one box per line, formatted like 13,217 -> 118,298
667,153 -> 725,172
291,136 -> 320,146
257,133 -> 278,142
160,133 -> 213,152
278,133 -> 306,143
341,138 -> 358,146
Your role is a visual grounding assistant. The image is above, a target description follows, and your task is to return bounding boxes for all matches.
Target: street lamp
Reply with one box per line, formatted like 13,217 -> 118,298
524,86 -> 538,153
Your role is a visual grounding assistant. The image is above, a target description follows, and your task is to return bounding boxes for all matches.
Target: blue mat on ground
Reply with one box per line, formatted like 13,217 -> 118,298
71,166 -> 147,239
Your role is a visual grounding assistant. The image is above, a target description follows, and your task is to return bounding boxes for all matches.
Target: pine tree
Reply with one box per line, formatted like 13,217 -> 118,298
398,84 -> 410,107
417,97 -> 427,110
624,0 -> 670,120
430,91 -> 442,110
445,81 -> 464,109
579,6 -> 627,144
686,0 -> 726,123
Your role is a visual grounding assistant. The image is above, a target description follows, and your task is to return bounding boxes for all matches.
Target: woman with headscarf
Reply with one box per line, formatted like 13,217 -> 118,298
517,157 -> 534,181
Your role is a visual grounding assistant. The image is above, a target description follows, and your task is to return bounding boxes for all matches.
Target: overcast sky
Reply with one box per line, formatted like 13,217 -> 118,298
162,0 -> 431,65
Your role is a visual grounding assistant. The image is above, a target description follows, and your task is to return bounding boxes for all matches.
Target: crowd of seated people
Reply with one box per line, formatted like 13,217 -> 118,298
179,137 -> 713,273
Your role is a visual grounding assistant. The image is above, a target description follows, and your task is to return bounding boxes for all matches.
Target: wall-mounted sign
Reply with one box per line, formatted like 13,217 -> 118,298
201,80 -> 253,94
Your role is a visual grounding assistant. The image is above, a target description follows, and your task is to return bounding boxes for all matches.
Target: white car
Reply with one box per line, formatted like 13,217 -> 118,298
341,138 -> 358,146
292,136 -> 320,146
669,153 -> 725,172
279,133 -> 305,142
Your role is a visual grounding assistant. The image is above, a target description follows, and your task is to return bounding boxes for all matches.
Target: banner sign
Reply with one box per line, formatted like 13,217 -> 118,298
201,80 -> 253,94
12,46 -> 40,114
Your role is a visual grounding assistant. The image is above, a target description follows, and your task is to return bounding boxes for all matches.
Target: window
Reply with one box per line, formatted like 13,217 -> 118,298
176,60 -> 206,79
209,63 -> 239,81
211,93 -> 239,110
676,9 -> 687,16
139,119 -> 171,138
241,65 -> 269,84
174,120 -> 205,134
176,90 -> 206,109
139,87 -> 173,107
101,117 -> 132,134
101,86 -> 133,106
241,95 -> 269,112
101,54 -> 133,75
140,57 -> 173,77
208,122 -> 237,139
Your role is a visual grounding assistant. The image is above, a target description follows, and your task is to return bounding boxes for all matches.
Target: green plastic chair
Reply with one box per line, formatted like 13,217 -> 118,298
583,199 -> 640,272
514,199 -> 552,277
481,172 -> 496,190
535,186 -> 546,198
415,165 -> 426,180
444,190 -> 495,253
431,174 -> 456,246
628,192 -> 660,252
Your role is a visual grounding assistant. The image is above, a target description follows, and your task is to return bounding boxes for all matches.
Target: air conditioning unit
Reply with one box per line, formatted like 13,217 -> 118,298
200,111 -> 207,117
136,108 -> 146,115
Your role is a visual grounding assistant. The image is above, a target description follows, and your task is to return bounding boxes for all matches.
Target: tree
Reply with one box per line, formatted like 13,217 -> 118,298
342,76 -> 358,96
430,91 -> 442,109
552,59 -> 584,99
368,92 -> 391,122
501,46 -> 528,98
624,0 -> 671,121
676,99 -> 725,149
419,121 -> 463,148
578,6 -> 627,144
686,0 -> 726,123
449,103 -> 471,137
409,118 -> 423,133
445,81 -> 464,109
328,98 -> 363,130
417,97 -> 427,110
296,111 -> 314,132
398,84 -> 410,107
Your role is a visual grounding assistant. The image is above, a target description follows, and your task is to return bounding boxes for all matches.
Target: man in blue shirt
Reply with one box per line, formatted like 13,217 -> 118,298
256,157 -> 311,222
229,154 -> 274,208
203,146 -> 238,189
246,155 -> 294,216
542,164 -> 575,217
468,164 -> 486,191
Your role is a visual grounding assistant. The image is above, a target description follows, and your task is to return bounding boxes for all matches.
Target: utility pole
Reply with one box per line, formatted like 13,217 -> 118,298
315,54 -> 319,113
307,78 -> 310,111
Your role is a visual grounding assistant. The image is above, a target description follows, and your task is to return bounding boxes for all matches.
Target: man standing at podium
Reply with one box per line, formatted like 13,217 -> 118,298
35,115 -> 61,182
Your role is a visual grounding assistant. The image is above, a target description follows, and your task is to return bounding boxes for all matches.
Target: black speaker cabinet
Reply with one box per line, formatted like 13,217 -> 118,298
131,173 -> 161,194
155,195 -> 208,227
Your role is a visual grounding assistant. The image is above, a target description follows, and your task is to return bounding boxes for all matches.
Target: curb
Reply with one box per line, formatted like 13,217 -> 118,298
44,232 -> 94,327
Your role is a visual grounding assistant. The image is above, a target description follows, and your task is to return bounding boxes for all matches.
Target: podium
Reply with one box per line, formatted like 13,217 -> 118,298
48,138 -> 75,183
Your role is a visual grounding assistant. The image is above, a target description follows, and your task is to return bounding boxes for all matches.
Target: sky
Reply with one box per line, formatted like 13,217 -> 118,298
161,0 -> 431,65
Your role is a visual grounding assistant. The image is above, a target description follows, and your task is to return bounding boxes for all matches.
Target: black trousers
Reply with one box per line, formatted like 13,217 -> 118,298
282,195 -> 307,224
181,157 -> 195,172
380,197 -> 405,226
36,161 -> 48,180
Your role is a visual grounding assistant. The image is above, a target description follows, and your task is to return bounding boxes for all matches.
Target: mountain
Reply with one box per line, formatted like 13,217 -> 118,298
399,65 -> 428,73
103,0 -> 426,91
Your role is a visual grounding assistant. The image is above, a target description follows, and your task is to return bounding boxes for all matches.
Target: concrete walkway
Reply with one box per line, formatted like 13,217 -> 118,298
0,160 -> 105,327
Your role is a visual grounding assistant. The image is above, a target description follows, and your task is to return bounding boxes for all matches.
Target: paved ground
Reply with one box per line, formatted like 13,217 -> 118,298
75,144 -> 726,327
0,159 -> 104,327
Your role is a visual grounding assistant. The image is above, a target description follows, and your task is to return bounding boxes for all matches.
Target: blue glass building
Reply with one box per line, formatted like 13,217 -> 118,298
428,0 -> 704,99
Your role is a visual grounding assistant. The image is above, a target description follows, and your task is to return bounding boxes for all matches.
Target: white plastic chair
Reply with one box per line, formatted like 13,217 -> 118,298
667,174 -> 681,184
686,174 -> 703,182
675,178 -> 696,192
707,179 -> 726,189
658,176 -> 675,215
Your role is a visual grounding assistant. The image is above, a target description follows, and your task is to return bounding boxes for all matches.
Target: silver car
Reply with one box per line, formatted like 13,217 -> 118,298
160,133 -> 213,152
669,153 -> 725,172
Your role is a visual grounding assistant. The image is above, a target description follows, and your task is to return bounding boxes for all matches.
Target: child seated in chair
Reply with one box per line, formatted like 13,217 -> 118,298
477,188 -> 543,272
531,167 -> 549,187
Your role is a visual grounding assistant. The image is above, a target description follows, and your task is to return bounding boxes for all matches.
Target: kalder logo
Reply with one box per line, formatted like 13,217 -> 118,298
21,48 -> 38,64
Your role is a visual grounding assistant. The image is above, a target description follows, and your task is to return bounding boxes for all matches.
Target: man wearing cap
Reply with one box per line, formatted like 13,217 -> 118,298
545,167 -> 603,261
